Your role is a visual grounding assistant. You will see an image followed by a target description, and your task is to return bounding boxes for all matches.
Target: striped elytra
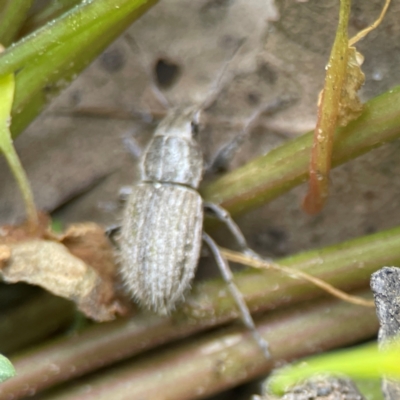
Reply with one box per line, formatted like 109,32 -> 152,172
119,107 -> 204,314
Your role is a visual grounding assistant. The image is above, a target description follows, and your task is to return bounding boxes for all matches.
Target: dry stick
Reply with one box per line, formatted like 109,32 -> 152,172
348,0 -> 391,47
221,248 -> 375,308
38,289 -> 378,400
3,225 -> 399,399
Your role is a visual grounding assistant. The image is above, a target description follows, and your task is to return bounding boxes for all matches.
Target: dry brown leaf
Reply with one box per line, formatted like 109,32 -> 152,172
60,222 -> 131,317
0,238 -> 127,321
60,222 -> 116,279
337,47 -> 365,127
0,211 -> 51,244
0,217 -> 130,321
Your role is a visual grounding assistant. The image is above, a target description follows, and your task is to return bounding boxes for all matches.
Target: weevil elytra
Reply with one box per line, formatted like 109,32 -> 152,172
119,106 -> 203,314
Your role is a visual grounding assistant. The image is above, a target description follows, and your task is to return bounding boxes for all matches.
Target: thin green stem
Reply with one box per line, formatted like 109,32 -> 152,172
202,85 -> 400,217
0,72 -> 37,227
303,0 -> 350,214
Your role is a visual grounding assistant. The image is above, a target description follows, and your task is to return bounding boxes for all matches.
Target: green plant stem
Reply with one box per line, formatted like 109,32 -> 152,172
202,85 -> 400,216
0,134 -> 37,227
40,290 -> 378,400
0,0 -> 33,46
0,72 -> 37,227
0,0 -> 158,137
3,225 -> 399,398
303,0 -> 350,214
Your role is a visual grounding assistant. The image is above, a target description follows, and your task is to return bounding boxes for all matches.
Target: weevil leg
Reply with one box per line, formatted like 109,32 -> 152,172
202,232 -> 271,360
105,224 -> 121,237
105,224 -> 121,247
123,134 -> 143,160
208,97 -> 295,173
203,202 -> 264,260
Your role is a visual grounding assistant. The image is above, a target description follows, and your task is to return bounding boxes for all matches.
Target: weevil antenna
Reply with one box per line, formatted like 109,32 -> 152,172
209,96 -> 295,172
199,38 -> 246,112
124,33 -> 171,111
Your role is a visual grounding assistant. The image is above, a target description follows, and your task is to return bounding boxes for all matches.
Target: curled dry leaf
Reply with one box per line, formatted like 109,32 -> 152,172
59,223 -> 116,280
337,47 -> 365,127
60,222 -> 131,318
0,219 -> 129,321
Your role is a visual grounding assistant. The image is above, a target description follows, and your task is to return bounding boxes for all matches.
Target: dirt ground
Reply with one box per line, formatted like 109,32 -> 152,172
0,1 -> 399,397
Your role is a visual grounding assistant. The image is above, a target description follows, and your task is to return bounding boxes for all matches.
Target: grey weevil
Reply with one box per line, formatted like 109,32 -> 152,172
120,106 -> 203,313
118,36 -> 271,359
119,104 -> 271,359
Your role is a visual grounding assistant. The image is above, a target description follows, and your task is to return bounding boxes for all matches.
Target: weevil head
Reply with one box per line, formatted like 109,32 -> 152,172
154,106 -> 201,140
142,106 -> 204,189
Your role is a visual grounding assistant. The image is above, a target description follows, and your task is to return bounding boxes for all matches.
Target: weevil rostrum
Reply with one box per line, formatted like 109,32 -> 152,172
119,103 -> 271,359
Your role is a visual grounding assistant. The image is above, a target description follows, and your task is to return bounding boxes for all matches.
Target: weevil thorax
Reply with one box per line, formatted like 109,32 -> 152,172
141,106 -> 204,189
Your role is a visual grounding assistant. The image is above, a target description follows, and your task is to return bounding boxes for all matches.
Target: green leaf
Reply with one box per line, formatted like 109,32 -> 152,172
268,341 -> 400,395
0,354 -> 15,383
0,0 -> 158,137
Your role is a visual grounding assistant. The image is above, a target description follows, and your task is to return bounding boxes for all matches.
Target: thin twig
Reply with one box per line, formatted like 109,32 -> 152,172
349,0 -> 391,46
220,248 -> 375,307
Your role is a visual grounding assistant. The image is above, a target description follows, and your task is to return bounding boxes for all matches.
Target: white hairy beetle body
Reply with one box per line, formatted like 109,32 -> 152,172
120,107 -> 204,314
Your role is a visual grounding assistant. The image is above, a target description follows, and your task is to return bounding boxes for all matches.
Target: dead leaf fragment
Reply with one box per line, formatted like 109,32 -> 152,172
0,240 -> 126,321
337,47 -> 365,127
0,211 -> 51,244
60,222 -> 116,280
